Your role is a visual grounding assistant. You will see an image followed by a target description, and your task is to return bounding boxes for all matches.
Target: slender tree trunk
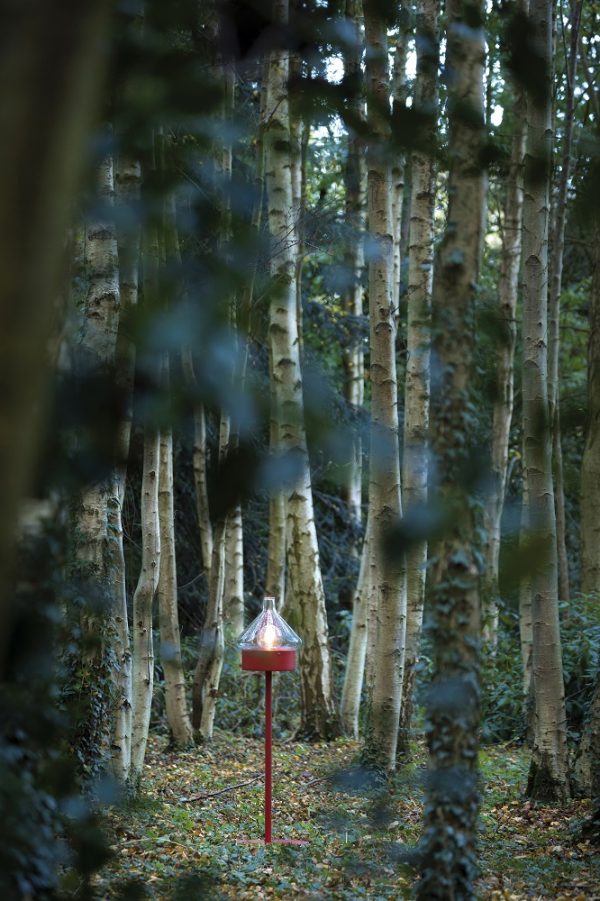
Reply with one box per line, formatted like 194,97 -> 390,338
74,153 -> 121,768
519,466 -> 534,700
341,515 -> 372,737
398,0 -> 439,755
341,0 -> 365,526
224,503 -> 244,636
130,220 -> 162,779
265,0 -> 337,740
130,426 -> 161,778
522,0 -> 570,803
157,381 -> 194,748
192,504 -> 227,739
183,370 -> 213,577
481,71 -> 526,644
548,0 -> 582,606
391,25 -> 409,319
416,1 -> 485,895
109,153 -> 142,781
266,344 -> 287,605
361,0 -> 406,772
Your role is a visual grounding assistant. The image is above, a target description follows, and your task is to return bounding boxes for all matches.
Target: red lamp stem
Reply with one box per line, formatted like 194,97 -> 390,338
265,670 -> 272,844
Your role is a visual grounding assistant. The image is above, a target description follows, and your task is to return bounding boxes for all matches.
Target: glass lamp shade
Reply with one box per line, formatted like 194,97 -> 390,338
237,596 -> 301,671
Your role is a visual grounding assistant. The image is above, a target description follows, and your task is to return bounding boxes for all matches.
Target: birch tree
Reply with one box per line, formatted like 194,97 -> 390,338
157,385 -> 194,748
73,152 -> 121,767
481,70 -> 526,644
548,0 -> 583,606
110,154 -> 142,780
417,0 -> 485,893
130,225 -> 161,780
340,0 -> 369,740
265,0 -> 337,739
361,0 -> 406,771
398,0 -> 439,753
521,0 -> 570,803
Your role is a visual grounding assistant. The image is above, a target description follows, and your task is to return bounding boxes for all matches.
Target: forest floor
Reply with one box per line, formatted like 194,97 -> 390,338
95,731 -> 600,900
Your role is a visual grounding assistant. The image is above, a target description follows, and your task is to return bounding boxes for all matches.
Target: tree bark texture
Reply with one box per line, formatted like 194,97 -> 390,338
224,502 -> 244,636
341,514 -> 372,738
158,416 -> 194,748
361,0 -> 406,772
341,0 -> 365,526
130,424 -> 161,779
521,0 -> 570,803
398,0 -> 439,754
0,0 -> 110,674
130,228 -> 162,780
548,0 -> 582,606
109,154 -> 142,781
417,0 -> 485,895
265,0 -> 337,740
74,153 -> 121,770
481,76 -> 525,643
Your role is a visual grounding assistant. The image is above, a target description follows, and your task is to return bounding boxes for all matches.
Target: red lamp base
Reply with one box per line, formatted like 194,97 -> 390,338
237,838 -> 309,846
241,648 -> 297,672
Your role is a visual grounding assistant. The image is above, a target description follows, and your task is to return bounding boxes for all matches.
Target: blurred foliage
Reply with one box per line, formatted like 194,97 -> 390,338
480,594 -> 600,744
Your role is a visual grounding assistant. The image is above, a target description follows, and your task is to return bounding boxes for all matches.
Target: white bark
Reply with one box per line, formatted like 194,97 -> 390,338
265,0 -> 337,739
130,425 -> 161,779
398,0 -> 439,752
342,0 -> 366,525
109,153 -> 141,782
362,1 -> 406,771
158,418 -> 194,748
548,0 -> 581,606
341,514 -> 372,737
482,78 -> 525,643
75,153 -> 121,764
224,502 -> 244,636
522,0 -> 569,802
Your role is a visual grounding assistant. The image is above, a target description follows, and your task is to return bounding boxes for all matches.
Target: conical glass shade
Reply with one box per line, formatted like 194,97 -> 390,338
237,596 -> 301,650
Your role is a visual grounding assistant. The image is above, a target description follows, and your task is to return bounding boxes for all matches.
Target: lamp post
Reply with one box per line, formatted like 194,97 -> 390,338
237,596 -> 303,845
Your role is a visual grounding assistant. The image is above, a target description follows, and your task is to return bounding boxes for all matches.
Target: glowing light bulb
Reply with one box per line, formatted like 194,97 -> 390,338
261,619 -> 279,650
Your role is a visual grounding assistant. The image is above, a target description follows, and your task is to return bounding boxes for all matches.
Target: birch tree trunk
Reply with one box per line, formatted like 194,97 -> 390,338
548,0 -> 582,606
361,0 -> 406,771
265,0 -> 337,740
519,467 -> 534,701
481,73 -> 525,644
109,153 -> 142,781
130,227 -> 161,781
341,0 -> 365,526
522,0 -> 570,803
416,0 -> 485,894
339,0 -> 368,739
341,514 -> 372,737
391,25 -> 409,319
224,503 -> 244,636
398,0 -> 439,755
74,153 -> 121,767
266,344 -> 287,604
157,392 -> 194,748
